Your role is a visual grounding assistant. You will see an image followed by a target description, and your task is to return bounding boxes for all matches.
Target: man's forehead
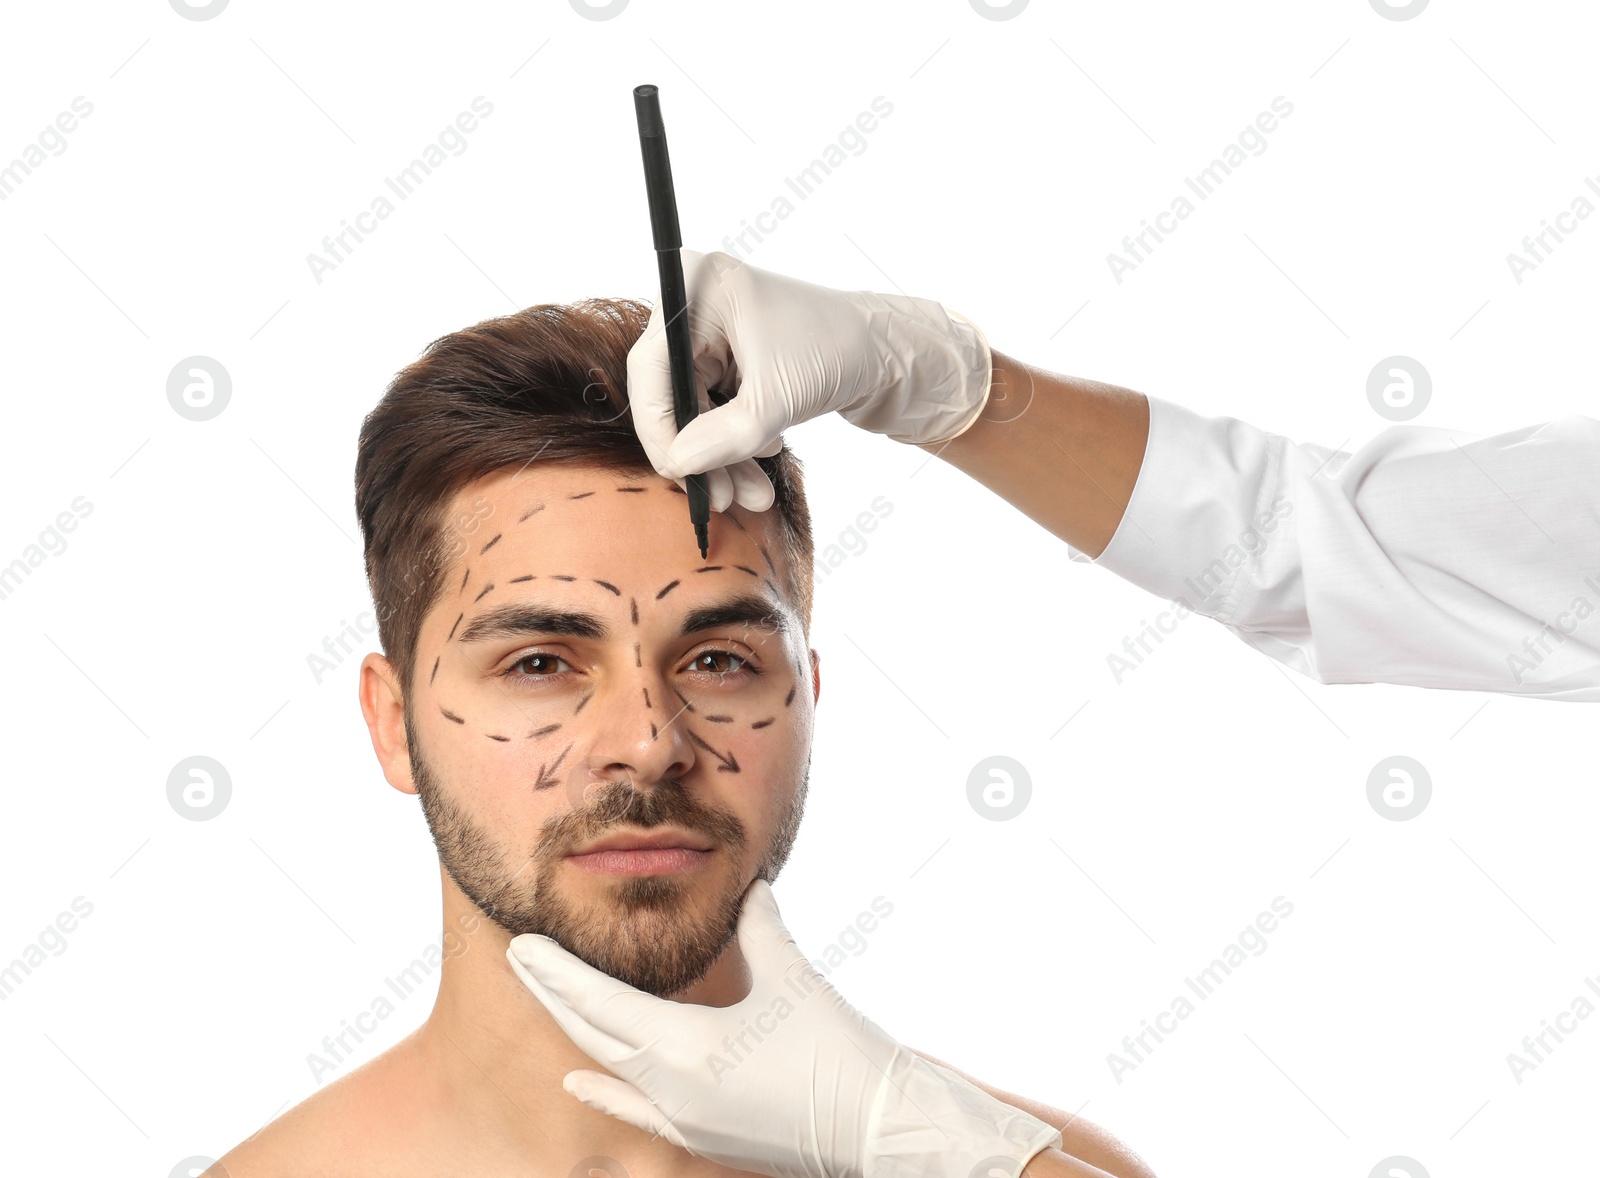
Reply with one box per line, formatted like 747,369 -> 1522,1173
440,462 -> 785,601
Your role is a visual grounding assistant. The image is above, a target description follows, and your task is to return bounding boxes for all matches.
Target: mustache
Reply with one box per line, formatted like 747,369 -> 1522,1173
539,777 -> 748,858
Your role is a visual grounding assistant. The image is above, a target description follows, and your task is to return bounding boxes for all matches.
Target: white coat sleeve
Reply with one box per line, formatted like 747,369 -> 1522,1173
1071,395 -> 1600,701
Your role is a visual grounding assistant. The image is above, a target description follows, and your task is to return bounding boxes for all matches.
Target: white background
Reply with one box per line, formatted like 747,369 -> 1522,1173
1,1 -> 1596,1175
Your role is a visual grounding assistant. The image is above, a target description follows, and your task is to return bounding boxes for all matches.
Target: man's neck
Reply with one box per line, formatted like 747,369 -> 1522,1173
411,872 -> 748,1173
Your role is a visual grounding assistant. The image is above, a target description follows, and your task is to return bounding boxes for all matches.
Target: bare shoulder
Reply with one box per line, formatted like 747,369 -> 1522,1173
211,1030 -> 444,1178
907,1047 -> 1158,1178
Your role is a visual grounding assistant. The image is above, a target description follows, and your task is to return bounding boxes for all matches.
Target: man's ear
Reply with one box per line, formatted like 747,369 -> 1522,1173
359,652 -> 418,796
810,647 -> 821,706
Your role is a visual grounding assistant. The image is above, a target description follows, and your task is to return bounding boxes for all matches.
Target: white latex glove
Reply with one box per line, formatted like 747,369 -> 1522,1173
505,880 -> 1060,1178
627,250 -> 994,513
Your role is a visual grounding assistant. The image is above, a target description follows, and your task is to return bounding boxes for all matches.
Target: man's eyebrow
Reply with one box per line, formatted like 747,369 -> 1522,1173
455,592 -> 789,645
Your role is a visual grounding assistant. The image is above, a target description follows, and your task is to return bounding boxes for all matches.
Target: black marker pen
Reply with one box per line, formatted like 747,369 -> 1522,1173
633,83 -> 710,559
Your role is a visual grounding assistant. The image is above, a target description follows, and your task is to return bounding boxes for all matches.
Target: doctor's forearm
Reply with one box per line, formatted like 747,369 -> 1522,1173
918,350 -> 1150,558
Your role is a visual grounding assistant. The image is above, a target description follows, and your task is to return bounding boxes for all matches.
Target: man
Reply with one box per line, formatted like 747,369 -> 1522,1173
211,297 -> 1156,1178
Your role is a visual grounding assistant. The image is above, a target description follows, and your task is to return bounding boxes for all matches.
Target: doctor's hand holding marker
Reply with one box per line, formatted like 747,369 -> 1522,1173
630,250 -> 1600,701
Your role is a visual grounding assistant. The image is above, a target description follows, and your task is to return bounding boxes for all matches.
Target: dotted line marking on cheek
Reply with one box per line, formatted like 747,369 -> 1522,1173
594,580 -> 621,596
519,504 -> 546,523
551,575 -> 577,583
447,612 -> 464,642
567,491 -> 596,501
487,733 -> 510,743
784,686 -> 795,707
704,714 -> 733,723
459,567 -> 471,595
480,533 -> 502,555
751,717 -> 775,729
529,723 -> 562,738
430,656 -> 440,686
616,486 -> 647,494
734,565 -> 759,578
473,583 -> 495,603
670,685 -> 696,714
441,707 -> 466,725
655,579 -> 680,601
510,575 -> 535,584
574,691 -> 594,715
630,598 -> 639,625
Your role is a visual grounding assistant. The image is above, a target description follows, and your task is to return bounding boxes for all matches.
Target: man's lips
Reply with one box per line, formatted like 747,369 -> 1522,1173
565,827 -> 715,876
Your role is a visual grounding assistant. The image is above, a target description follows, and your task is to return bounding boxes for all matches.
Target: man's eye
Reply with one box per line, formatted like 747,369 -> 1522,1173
506,653 -> 572,679
686,649 -> 751,676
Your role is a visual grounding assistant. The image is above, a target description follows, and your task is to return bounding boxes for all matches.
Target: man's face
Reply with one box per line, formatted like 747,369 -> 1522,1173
396,462 -> 816,998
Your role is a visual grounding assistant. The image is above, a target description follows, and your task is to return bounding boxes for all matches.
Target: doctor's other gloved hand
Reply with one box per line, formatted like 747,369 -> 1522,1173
505,879 -> 1061,1178
627,249 -> 994,513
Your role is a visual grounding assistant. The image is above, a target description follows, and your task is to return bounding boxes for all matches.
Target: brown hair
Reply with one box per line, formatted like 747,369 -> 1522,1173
355,296 -> 813,700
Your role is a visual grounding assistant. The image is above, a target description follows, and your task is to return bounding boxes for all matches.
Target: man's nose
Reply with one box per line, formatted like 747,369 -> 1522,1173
576,671 -> 697,791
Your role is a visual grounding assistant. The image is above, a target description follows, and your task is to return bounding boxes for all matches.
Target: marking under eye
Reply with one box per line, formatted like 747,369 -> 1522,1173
696,566 -> 723,574
430,656 -> 440,686
529,722 -> 562,738
510,575 -> 534,583
670,685 -> 696,713
616,486 -> 647,494
594,580 -> 621,596
751,717 -> 775,729
534,741 -> 575,791
568,491 -> 595,500
704,714 -> 733,723
441,707 -> 465,725
480,533 -> 502,554
487,733 -> 510,742
687,729 -> 740,773
574,690 -> 594,715
447,612 -> 464,641
474,583 -> 494,603
552,575 -> 577,582
656,579 -> 680,600
519,503 -> 545,523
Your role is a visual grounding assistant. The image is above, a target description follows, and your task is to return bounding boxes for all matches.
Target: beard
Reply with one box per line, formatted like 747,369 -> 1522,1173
406,711 -> 807,998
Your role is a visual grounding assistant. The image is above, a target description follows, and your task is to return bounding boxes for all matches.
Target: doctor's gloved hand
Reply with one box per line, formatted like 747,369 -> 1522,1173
505,879 -> 1061,1178
626,250 -> 995,513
